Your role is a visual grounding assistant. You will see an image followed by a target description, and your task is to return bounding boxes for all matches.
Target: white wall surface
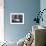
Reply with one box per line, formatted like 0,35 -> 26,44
0,0 -> 4,42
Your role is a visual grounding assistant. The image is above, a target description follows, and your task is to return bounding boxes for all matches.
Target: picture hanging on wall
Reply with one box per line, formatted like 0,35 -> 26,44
10,13 -> 24,24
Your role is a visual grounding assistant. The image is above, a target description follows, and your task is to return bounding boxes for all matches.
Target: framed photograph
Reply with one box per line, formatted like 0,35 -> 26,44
10,13 -> 24,24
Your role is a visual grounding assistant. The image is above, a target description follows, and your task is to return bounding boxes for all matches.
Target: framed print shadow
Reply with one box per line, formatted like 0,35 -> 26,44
10,13 -> 24,24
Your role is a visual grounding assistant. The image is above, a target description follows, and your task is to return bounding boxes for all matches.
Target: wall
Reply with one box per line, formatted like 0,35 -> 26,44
40,0 -> 46,27
4,0 -> 40,42
0,0 -> 4,42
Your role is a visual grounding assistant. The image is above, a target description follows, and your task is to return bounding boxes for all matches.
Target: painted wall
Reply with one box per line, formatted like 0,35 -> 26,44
4,0 -> 40,42
40,0 -> 46,27
0,0 -> 4,42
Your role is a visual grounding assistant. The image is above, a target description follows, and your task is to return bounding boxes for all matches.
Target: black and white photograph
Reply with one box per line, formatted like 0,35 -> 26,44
10,13 -> 24,24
